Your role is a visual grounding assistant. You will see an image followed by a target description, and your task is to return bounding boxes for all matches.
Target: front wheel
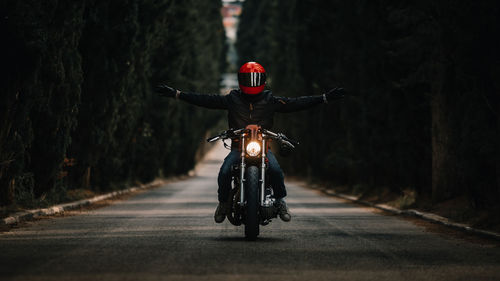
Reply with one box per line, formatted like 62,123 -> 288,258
245,166 -> 260,241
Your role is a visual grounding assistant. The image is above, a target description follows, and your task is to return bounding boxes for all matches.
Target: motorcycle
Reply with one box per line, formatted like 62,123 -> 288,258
207,124 -> 298,240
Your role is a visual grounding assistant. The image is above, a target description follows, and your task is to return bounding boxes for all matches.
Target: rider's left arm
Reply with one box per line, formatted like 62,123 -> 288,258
273,95 -> 325,113
273,87 -> 345,113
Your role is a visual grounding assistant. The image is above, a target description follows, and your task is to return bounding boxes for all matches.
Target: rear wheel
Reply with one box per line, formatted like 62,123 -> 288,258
245,166 -> 260,241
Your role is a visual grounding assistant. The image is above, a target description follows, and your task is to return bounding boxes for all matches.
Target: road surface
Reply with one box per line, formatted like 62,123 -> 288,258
1,144 -> 499,281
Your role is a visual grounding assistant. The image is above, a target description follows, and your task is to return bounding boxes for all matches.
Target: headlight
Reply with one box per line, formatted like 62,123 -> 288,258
246,141 -> 261,157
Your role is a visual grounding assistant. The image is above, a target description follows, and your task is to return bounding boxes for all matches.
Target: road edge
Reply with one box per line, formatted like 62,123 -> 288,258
1,142 -> 221,228
303,183 -> 500,242
1,178 -> 167,227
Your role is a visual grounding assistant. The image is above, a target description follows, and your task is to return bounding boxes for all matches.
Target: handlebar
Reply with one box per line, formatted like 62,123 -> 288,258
206,135 -> 221,143
207,127 -> 299,149
262,129 -> 299,148
206,128 -> 244,143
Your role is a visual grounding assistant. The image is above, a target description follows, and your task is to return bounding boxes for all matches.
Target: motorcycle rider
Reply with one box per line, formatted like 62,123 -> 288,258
156,62 -> 345,223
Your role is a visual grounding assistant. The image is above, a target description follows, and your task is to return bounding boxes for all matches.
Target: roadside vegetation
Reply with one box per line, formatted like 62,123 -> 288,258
237,0 -> 499,231
0,0 -> 226,212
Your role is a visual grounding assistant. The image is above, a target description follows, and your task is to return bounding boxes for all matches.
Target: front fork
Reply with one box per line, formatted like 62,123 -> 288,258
239,138 -> 272,207
239,137 -> 269,207
260,138 -> 267,206
239,137 -> 246,206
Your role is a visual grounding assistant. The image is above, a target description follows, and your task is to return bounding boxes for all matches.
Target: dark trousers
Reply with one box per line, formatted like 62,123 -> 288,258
217,150 -> 287,202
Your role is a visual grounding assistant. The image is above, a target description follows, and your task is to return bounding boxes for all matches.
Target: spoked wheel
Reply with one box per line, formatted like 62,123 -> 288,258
245,166 -> 260,241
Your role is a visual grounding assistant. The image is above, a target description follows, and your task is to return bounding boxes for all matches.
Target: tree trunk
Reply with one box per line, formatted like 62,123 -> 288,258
431,56 -> 461,203
84,166 -> 91,189
0,179 -> 13,206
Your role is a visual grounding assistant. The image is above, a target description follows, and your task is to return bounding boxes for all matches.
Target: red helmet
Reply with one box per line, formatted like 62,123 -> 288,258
238,62 -> 266,95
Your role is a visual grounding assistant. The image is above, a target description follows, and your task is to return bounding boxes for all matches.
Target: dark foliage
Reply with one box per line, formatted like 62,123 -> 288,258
0,0 -> 225,205
237,0 -> 499,208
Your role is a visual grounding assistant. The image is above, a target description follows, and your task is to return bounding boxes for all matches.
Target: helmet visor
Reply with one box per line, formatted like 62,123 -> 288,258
238,72 -> 266,87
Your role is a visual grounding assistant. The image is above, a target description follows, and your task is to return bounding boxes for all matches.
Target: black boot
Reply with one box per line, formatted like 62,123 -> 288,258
276,198 -> 291,222
214,202 -> 230,223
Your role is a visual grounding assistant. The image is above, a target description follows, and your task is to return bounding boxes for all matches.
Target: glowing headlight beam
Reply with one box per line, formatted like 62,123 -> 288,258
246,141 -> 261,157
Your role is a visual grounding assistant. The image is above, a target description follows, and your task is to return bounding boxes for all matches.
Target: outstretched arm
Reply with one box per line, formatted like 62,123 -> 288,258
156,84 -> 228,110
274,87 -> 345,113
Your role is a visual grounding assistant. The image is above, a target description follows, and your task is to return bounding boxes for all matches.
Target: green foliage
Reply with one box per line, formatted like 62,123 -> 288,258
0,0 -> 225,206
0,1 -> 85,202
237,0 -> 499,207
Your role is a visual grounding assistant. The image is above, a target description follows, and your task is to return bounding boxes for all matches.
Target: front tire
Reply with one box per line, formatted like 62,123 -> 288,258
245,166 -> 260,241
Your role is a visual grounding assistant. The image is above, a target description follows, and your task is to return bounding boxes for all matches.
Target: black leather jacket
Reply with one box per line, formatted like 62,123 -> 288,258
179,89 -> 324,130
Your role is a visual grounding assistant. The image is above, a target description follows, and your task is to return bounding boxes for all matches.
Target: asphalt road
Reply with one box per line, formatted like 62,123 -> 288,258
1,144 -> 500,281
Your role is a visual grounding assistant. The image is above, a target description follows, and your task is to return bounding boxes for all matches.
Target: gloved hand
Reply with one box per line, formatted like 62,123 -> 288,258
324,87 -> 345,102
155,83 -> 177,98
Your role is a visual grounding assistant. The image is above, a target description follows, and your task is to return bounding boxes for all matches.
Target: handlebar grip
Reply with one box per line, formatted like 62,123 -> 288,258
283,136 -> 299,146
282,140 -> 295,149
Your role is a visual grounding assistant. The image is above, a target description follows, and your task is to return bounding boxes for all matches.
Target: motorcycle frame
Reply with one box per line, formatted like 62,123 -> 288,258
207,126 -> 297,209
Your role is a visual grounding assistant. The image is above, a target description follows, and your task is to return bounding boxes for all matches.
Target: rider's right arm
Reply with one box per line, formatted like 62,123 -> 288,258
178,91 -> 229,110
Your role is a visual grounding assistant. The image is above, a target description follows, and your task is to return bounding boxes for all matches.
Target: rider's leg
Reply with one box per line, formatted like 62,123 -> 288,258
217,150 -> 240,202
266,151 -> 286,198
215,150 -> 240,223
267,151 -> 291,222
